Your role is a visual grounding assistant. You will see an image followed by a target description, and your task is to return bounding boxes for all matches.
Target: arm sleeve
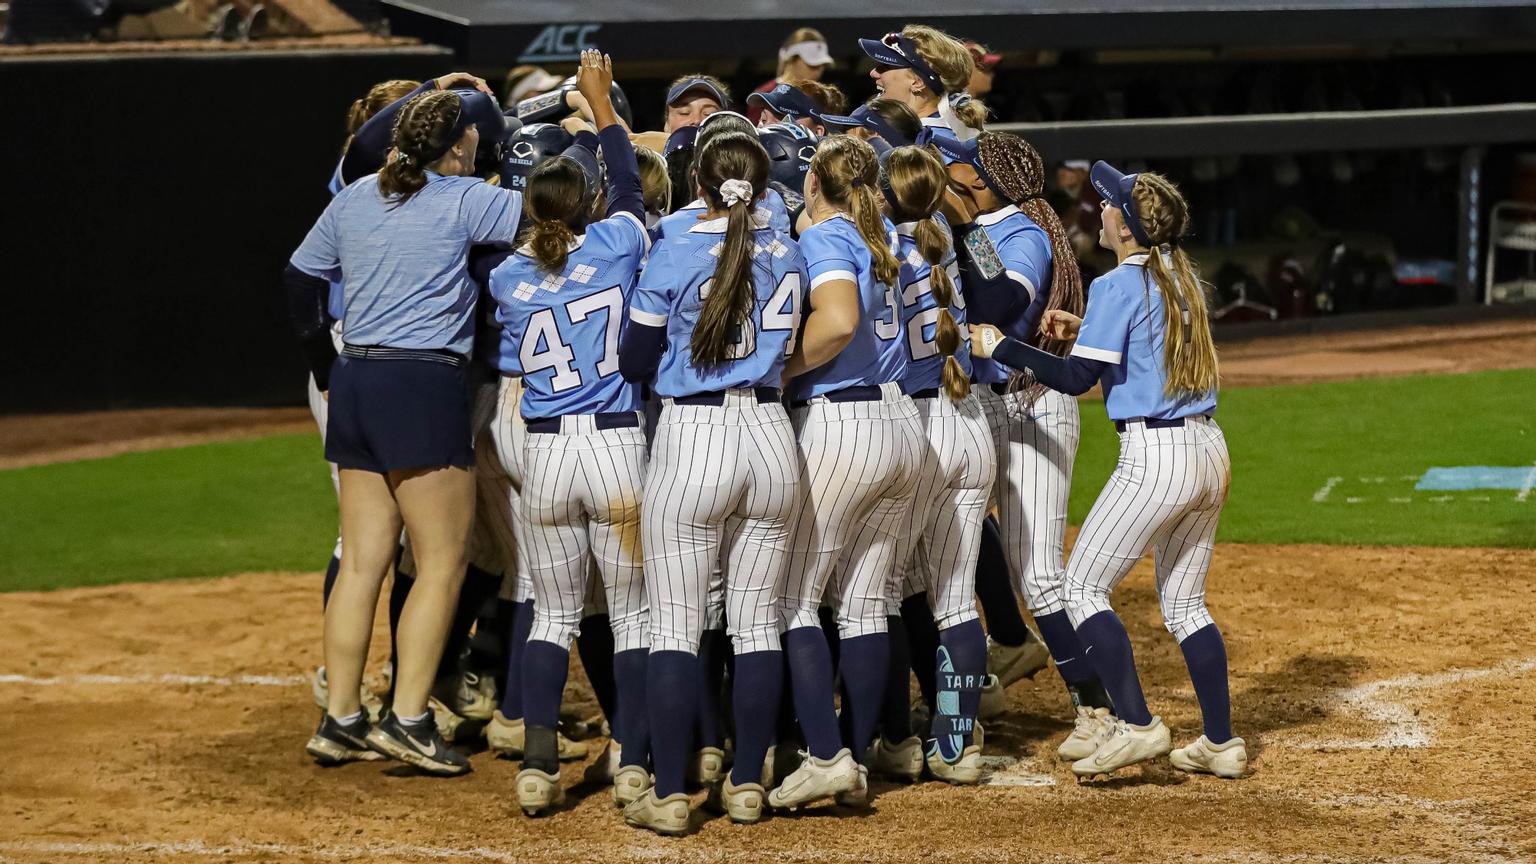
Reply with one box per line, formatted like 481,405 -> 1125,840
340,80 -> 435,184
992,339 -> 1105,396
599,124 -> 646,226
469,245 -> 512,289
1071,276 -> 1135,364
952,222 -> 1028,326
284,264 -> 340,390
799,226 -> 859,294
462,183 -> 523,246
618,321 -> 667,383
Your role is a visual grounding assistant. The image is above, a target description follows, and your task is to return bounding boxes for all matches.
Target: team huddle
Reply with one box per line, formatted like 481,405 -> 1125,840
285,25 -> 1245,838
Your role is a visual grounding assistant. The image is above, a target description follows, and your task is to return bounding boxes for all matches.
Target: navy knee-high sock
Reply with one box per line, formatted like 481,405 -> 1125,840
838,633 -> 889,763
497,599 -> 534,719
901,594 -> 941,712
1034,610 -> 1114,711
612,648 -> 650,767
576,615 -> 618,727
880,615 -> 913,742
1075,610 -> 1151,726
438,564 -> 500,680
975,517 -> 1028,646
784,626 -> 843,760
1180,624 -> 1233,744
520,639 -> 571,772
647,650 -> 699,797
695,629 -> 727,749
730,650 -> 782,786
322,553 -> 340,609
489,599 -> 516,697
937,619 -> 987,748
818,607 -> 842,671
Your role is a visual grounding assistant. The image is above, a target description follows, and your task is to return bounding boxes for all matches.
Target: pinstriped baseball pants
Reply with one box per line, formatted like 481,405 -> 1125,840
1064,417 -> 1230,643
997,388 -> 1081,617
783,383 -> 923,638
521,417 -> 649,653
484,374 -> 534,603
643,393 -> 801,656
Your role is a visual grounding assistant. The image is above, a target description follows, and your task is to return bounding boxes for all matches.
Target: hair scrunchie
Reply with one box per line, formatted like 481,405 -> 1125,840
719,178 -> 754,207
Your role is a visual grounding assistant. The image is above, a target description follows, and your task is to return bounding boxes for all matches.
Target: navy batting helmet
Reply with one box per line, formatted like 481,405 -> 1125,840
499,122 -> 574,192
758,121 -> 818,196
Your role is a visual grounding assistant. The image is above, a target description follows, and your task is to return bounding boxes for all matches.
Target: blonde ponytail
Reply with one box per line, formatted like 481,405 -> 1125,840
1132,173 -> 1219,396
886,144 -> 969,400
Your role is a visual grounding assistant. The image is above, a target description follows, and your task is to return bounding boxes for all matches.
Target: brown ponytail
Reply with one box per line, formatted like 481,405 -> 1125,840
377,90 -> 463,207
521,156 -> 589,274
811,135 -> 900,287
1131,173 -> 1219,396
886,146 -> 969,401
347,79 -> 419,136
691,131 -> 770,367
973,133 -> 1085,357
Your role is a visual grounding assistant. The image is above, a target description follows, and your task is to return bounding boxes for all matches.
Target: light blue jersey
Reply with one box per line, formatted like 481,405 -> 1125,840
629,210 -> 808,397
1071,251 -> 1218,421
490,212 -> 650,419
894,215 -> 969,394
791,213 -> 906,400
972,205 -> 1053,385
291,172 -> 521,355
654,187 -> 792,241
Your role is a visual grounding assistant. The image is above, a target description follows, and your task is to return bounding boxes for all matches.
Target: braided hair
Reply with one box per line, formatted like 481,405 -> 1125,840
377,90 -> 463,206
884,145 -> 968,401
1130,172 -> 1219,396
810,135 -> 900,288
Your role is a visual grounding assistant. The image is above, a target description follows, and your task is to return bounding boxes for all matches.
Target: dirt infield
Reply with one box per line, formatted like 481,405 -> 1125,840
3,540 -> 1535,863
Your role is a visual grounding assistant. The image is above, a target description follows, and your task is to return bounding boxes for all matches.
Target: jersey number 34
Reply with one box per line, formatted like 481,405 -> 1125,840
699,272 -> 803,360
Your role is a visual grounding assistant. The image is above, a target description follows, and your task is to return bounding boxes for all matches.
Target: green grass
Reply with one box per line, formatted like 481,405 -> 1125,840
0,368 -> 1531,593
1070,368 -> 1536,548
0,434 -> 337,592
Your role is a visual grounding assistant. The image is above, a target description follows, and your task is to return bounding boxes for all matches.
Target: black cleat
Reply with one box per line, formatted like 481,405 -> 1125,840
365,709 -> 472,776
307,713 -> 386,766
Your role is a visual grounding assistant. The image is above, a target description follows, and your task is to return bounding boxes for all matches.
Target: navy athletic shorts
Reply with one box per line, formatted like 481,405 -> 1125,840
325,346 -> 474,474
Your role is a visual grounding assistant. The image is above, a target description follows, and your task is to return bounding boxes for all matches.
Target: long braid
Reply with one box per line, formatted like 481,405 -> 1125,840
1132,173 -> 1219,396
887,145 -> 969,400
377,90 -> 462,206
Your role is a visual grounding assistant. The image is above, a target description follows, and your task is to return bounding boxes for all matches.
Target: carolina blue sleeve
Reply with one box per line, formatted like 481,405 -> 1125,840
629,243 -> 677,327
290,197 -> 342,281
799,225 -> 859,294
1072,275 -> 1135,365
999,229 -> 1051,312
486,258 -> 525,373
461,183 -> 522,246
341,80 -> 435,184
765,188 -> 792,235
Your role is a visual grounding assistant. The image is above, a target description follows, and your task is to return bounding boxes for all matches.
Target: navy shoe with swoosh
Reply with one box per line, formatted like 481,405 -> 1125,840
365,709 -> 472,776
306,713 -> 386,766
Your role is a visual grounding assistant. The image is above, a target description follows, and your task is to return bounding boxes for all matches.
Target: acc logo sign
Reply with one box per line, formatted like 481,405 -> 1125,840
519,23 -> 600,63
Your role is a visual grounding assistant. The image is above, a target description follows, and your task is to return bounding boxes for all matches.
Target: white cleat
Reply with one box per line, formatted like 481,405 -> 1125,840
431,670 -> 497,721
1071,716 -> 1171,778
613,764 -> 652,807
624,789 -> 692,836
978,674 -> 1007,720
690,746 -> 727,785
866,735 -> 923,782
707,775 -> 767,823
1058,706 -> 1115,762
988,633 -> 1051,689
761,745 -> 778,790
766,748 -> 860,811
925,743 -> 984,785
834,763 -> 870,807
515,767 -> 565,816
1170,735 -> 1248,779
486,712 -> 589,760
584,740 -> 623,787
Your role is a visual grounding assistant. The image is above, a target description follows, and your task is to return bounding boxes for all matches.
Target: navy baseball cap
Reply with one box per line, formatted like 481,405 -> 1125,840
747,83 -> 817,120
859,32 -> 946,96
850,104 -> 911,147
667,76 -> 728,108
1090,160 -> 1151,246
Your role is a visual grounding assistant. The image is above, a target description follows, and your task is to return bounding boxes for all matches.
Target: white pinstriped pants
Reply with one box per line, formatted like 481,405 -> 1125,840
485,375 -> 533,603
783,383 -> 923,638
1063,417 -> 1230,643
521,417 -> 649,653
888,392 -> 996,629
996,388 -> 1081,617
306,322 -> 345,560
643,393 -> 801,656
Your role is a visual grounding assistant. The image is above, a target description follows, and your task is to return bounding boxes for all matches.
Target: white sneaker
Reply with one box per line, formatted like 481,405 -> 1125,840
1057,706 -> 1114,762
925,743 -> 983,785
707,775 -> 767,823
624,789 -> 691,836
834,763 -> 870,807
989,634 -> 1051,688
431,670 -> 496,721
690,746 -> 726,785
978,674 -> 1006,720
515,767 -> 565,816
584,740 -> 622,786
766,748 -> 859,810
1071,716 -> 1171,778
761,745 -> 778,789
613,764 -> 651,807
485,712 -> 589,760
1170,735 -> 1248,779
866,735 -> 923,782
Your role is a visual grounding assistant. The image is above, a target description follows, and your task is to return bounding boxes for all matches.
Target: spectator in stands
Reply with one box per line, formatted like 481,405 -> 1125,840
663,75 -> 730,132
965,41 -> 1000,98
502,65 -> 563,109
746,27 -> 836,124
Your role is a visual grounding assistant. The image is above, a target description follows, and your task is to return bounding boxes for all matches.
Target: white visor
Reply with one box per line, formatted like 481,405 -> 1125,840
780,40 -> 834,68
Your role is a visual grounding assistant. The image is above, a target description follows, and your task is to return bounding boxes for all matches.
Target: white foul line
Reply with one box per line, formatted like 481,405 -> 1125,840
977,755 -> 1056,787
0,673 -> 305,687
1311,476 -> 1343,502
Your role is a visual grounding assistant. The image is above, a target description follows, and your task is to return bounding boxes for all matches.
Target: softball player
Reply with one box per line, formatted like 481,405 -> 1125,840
486,52 -> 652,815
289,87 -> 522,776
860,25 -> 989,142
654,111 -> 794,239
932,132 -> 1118,759
859,144 -> 995,784
970,162 -> 1244,779
771,134 -> 922,812
618,129 -> 808,835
